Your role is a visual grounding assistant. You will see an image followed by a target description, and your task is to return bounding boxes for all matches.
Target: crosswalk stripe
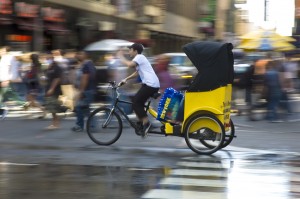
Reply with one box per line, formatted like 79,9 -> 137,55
141,151 -> 300,199
170,169 -> 228,178
160,177 -> 227,187
142,189 -> 227,199
141,189 -> 290,199
176,161 -> 230,169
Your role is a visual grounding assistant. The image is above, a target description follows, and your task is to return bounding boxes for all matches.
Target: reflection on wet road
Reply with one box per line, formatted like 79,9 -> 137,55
1,151 -> 300,199
142,151 -> 300,199
0,163 -> 164,199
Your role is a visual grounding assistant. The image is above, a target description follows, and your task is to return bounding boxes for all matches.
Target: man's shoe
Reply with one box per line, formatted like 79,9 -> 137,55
141,122 -> 151,138
134,121 -> 143,136
71,125 -> 84,132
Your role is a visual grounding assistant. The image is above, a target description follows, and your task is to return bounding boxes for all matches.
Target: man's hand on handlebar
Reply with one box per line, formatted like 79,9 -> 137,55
118,79 -> 127,87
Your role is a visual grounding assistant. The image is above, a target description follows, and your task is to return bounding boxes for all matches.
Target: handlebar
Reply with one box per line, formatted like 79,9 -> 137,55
108,80 -> 123,89
108,81 -> 123,99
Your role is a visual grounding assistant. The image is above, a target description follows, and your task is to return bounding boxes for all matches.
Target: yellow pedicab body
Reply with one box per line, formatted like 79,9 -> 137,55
183,84 -> 232,133
163,84 -> 232,134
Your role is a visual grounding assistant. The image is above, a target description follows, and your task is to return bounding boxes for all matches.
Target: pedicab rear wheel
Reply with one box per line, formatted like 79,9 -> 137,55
200,119 -> 235,149
221,119 -> 235,148
184,113 -> 225,155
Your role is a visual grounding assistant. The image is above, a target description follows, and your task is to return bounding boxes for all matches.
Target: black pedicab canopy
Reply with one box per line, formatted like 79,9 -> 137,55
182,41 -> 234,92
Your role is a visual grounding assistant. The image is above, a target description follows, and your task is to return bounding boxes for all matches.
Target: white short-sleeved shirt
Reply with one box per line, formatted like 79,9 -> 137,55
133,54 -> 160,88
0,54 -> 13,81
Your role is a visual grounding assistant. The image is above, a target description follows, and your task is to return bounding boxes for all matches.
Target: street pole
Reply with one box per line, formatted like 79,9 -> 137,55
264,0 -> 267,21
33,0 -> 43,52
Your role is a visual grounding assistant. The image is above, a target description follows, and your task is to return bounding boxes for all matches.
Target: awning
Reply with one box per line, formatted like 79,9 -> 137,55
44,23 -> 70,35
15,18 -> 38,31
0,16 -> 12,25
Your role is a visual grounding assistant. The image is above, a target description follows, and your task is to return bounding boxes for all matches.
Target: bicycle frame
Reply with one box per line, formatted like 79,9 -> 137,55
105,81 -> 174,136
106,82 -> 156,131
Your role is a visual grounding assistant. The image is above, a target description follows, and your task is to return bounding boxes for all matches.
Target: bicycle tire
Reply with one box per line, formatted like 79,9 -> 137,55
184,113 -> 225,155
221,119 -> 235,148
86,107 -> 122,145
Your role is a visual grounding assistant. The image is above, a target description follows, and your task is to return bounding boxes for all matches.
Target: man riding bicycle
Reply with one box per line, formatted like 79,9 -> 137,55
117,43 -> 160,138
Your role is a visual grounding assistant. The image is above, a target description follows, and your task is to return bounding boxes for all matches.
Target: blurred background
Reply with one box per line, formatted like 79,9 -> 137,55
1,0 -> 300,111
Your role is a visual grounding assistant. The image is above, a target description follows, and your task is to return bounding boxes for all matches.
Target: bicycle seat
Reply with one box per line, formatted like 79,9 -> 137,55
151,92 -> 161,99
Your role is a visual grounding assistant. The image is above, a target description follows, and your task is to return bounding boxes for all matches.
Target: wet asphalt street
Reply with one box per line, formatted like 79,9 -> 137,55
0,111 -> 300,198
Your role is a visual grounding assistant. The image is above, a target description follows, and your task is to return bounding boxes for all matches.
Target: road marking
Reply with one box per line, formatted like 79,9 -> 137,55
0,162 -> 38,166
142,189 -> 227,199
141,151 -> 299,199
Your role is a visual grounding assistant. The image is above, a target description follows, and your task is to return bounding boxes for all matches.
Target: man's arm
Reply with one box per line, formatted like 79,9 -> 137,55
46,77 -> 60,96
124,71 -> 138,81
118,71 -> 138,86
79,73 -> 89,93
117,51 -> 137,68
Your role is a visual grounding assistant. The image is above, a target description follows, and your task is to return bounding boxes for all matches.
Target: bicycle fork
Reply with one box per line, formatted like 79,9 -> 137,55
103,107 -> 115,128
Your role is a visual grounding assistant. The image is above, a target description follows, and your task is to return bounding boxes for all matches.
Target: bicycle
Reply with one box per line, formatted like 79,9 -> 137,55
86,80 -> 235,155
86,81 -> 160,143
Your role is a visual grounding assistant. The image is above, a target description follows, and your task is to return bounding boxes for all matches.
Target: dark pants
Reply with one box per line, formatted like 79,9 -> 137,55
75,90 -> 95,129
280,91 -> 292,114
132,84 -> 159,119
266,92 -> 282,121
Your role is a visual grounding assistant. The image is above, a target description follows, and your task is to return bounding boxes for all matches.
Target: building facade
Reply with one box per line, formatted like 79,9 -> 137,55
0,0 -> 206,54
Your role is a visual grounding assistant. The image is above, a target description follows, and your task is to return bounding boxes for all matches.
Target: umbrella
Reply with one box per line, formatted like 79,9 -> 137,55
84,39 -> 133,51
237,29 -> 296,51
240,29 -> 296,42
237,38 -> 296,51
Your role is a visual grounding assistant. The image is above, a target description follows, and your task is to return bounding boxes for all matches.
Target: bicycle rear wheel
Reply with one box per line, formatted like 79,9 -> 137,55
86,107 -> 122,145
221,119 -> 235,148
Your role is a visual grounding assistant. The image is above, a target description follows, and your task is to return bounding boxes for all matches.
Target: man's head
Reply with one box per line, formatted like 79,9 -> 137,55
76,51 -> 89,62
128,43 -> 144,57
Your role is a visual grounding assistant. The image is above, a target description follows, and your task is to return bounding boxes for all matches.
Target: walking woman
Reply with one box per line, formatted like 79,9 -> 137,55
24,53 -> 46,118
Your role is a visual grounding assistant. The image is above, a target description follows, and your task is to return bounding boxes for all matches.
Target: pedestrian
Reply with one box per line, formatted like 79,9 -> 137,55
0,46 -> 18,118
52,49 -> 71,85
283,55 -> 298,92
0,84 -> 8,119
105,51 -> 133,114
9,54 -> 27,102
278,58 -> 294,120
0,46 -> 12,118
23,53 -> 46,118
264,60 -> 282,122
234,60 -> 256,119
154,54 -> 174,92
71,51 -> 96,132
117,43 -> 160,138
44,54 -> 63,129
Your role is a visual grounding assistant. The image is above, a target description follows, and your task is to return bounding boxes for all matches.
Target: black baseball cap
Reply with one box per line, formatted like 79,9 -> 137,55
128,43 -> 144,54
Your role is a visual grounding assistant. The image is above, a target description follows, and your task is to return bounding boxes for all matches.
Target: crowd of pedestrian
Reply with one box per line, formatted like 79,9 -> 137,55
0,46 -> 97,132
234,52 -> 300,122
0,43 -> 178,134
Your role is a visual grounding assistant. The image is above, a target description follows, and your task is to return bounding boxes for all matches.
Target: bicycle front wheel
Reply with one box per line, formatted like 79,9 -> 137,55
86,107 -> 122,145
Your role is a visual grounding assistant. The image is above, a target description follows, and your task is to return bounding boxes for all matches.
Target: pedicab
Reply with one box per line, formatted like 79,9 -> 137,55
86,41 -> 236,155
154,41 -> 236,155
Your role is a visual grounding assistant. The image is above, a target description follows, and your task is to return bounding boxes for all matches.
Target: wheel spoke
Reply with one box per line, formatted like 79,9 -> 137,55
184,114 -> 225,155
86,107 -> 122,145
